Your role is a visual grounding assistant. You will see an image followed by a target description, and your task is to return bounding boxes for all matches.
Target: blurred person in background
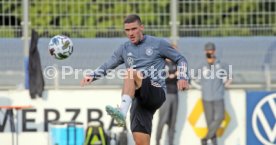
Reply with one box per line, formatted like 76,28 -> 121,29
156,43 -> 179,145
191,42 -> 232,145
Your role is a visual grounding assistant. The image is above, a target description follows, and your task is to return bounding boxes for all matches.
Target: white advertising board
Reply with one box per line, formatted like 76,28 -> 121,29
173,90 -> 246,145
0,89 -> 246,145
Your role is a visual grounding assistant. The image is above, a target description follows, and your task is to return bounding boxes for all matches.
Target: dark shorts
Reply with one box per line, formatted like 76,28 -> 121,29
130,77 -> 166,135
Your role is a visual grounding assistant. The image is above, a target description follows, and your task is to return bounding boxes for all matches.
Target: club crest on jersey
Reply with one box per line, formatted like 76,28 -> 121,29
145,47 -> 154,56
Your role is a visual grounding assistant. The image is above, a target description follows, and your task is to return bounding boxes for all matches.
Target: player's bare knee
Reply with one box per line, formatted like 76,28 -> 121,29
134,71 -> 143,80
125,68 -> 135,80
126,68 -> 143,79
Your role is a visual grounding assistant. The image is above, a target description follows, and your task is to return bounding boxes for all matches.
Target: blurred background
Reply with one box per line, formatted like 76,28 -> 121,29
0,0 -> 276,145
1,0 -> 276,90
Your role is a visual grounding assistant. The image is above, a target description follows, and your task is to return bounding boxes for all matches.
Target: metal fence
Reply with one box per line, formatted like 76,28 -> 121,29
1,0 -> 171,38
0,0 -> 22,37
1,0 -> 276,38
178,0 -> 276,37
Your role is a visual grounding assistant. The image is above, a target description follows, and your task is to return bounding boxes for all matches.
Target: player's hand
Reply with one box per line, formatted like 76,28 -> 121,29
80,75 -> 93,87
177,79 -> 189,91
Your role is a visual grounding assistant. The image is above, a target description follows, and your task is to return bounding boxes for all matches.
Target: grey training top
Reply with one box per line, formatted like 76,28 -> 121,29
194,60 -> 231,101
91,35 -> 189,92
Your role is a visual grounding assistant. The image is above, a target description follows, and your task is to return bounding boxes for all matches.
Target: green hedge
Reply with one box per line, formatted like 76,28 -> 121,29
1,0 -> 276,37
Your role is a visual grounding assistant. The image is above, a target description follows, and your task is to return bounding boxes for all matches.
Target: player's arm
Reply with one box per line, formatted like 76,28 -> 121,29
190,64 -> 202,90
81,45 -> 124,86
159,40 -> 189,90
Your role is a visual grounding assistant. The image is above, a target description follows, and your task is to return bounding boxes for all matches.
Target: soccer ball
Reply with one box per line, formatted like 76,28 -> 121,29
48,35 -> 73,60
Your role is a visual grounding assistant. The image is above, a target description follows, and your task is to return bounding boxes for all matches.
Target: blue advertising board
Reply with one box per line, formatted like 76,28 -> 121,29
247,91 -> 276,145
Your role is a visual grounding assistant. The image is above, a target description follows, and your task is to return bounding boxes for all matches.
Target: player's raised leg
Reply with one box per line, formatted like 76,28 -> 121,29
126,69 -> 151,145
106,68 -> 143,126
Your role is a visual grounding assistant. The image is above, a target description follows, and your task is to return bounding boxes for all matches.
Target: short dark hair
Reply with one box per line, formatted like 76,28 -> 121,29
124,14 -> 142,24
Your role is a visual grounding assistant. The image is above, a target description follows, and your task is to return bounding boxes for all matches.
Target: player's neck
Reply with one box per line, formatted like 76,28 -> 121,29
140,34 -> 144,41
136,34 -> 145,45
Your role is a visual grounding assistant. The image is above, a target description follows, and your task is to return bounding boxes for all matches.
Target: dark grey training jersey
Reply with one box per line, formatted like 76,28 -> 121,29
91,35 -> 188,92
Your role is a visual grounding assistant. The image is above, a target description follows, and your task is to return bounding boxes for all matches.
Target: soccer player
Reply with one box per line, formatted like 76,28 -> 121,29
192,42 -> 232,145
81,14 -> 189,145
